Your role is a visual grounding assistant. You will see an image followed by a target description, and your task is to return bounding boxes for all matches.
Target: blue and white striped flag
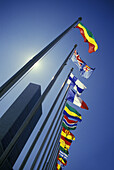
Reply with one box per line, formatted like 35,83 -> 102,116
67,73 -> 86,95
59,150 -> 68,160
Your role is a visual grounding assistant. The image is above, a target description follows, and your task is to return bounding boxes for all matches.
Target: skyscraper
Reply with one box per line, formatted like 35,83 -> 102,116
0,83 -> 42,170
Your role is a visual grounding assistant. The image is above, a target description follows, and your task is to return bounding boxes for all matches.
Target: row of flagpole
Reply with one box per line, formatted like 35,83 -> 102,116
43,127 -> 61,170
19,52 -> 75,169
31,85 -> 69,169
0,16 -> 98,169
20,18 -> 98,169
0,44 -> 76,168
0,16 -> 81,168
31,39 -> 96,169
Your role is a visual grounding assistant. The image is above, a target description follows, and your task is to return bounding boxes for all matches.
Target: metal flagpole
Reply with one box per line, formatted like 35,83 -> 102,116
0,17 -> 82,98
31,87 -> 68,170
42,115 -> 62,170
19,68 -> 73,170
44,128 -> 61,170
44,129 -> 61,170
0,45 -> 76,167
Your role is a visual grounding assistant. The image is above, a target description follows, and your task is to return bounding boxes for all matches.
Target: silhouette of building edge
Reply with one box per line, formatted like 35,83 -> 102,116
0,83 -> 42,170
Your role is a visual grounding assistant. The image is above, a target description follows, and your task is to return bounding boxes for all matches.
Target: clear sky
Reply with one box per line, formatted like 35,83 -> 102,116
0,0 -> 114,170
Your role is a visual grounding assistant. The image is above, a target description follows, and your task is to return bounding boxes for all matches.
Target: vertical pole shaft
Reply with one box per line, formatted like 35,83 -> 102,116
0,45 -> 75,167
42,118 -> 62,170
0,17 -> 82,98
19,68 -> 73,170
44,128 -> 61,170
31,87 -> 68,170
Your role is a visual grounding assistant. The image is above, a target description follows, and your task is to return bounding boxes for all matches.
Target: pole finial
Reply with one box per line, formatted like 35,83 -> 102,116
74,44 -> 77,48
71,67 -> 74,71
78,17 -> 82,21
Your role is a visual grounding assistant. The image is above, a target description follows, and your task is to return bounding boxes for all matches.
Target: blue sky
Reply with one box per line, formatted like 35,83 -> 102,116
0,0 -> 114,170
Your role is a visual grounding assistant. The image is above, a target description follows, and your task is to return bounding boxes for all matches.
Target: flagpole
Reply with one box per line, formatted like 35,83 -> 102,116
0,45 -> 76,167
31,88 -> 68,170
44,128 -> 61,170
19,69 -> 73,170
0,17 -> 82,98
48,131 -> 61,170
42,120 -> 62,170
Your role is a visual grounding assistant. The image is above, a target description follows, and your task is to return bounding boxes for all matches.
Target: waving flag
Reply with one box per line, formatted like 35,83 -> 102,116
67,89 -> 89,110
60,135 -> 72,150
59,145 -> 69,155
63,103 -> 82,121
62,115 -> 78,130
76,22 -> 98,53
80,64 -> 95,79
57,154 -> 67,166
61,127 -> 75,140
60,142 -> 68,151
59,150 -> 68,160
56,162 -> 62,170
67,72 -> 86,95
71,50 -> 95,79
71,49 -> 85,70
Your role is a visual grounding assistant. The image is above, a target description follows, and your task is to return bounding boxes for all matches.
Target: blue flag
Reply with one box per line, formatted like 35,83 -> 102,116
71,50 -> 95,79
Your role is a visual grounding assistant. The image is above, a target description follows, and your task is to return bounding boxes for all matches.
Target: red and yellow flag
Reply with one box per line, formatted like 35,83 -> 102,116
59,135 -> 72,149
61,127 -> 75,140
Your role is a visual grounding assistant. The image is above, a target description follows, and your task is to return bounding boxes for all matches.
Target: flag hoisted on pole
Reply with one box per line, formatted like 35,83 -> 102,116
0,17 -> 82,98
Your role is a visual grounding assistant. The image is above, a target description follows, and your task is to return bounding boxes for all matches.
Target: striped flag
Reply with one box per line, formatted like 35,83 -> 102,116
61,127 -> 75,140
59,150 -> 68,160
62,115 -> 78,130
67,72 -> 86,95
66,89 -> 89,110
63,103 -> 82,121
59,135 -> 72,150
59,145 -> 69,155
76,22 -> 98,53
57,154 -> 67,166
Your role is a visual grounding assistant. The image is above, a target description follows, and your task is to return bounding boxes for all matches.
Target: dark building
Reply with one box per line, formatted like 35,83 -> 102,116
0,83 -> 42,170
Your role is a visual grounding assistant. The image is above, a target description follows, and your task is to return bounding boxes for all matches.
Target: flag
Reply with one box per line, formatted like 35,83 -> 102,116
67,73 -> 86,95
60,135 -> 72,150
80,64 -> 95,79
56,163 -> 62,170
57,155 -> 67,166
62,115 -> 78,130
59,145 -> 69,155
60,143 -> 68,151
59,150 -> 68,160
61,127 -> 75,140
67,89 -> 89,110
76,22 -> 98,53
71,50 -> 95,79
56,160 -> 64,169
63,102 -> 82,121
71,50 -> 85,70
